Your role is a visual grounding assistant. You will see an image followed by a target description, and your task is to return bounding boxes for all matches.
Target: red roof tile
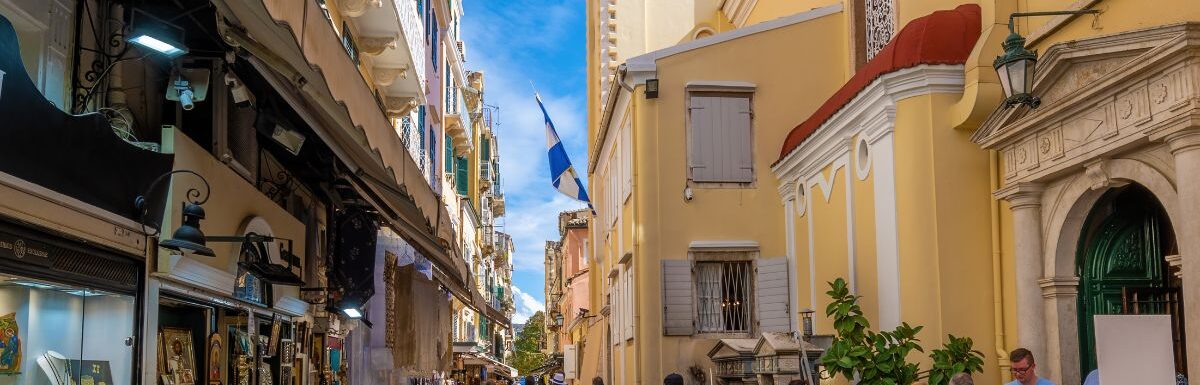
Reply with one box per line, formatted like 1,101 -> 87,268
777,4 -> 981,163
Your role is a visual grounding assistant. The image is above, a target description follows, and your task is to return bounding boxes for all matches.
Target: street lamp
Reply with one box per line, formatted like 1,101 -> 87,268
135,170 -> 215,257
800,308 -> 815,340
994,9 -> 1101,109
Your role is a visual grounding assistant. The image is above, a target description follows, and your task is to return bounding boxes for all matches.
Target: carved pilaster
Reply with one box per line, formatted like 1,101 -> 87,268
339,0 -> 382,18
995,182 -> 1044,209
373,66 -> 408,87
358,36 -> 397,56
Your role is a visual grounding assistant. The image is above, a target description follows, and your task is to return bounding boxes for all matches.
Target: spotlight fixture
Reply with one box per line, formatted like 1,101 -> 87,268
126,9 -> 189,58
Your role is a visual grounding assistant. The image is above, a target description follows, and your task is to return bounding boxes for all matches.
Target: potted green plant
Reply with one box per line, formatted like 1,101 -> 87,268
819,278 -> 985,385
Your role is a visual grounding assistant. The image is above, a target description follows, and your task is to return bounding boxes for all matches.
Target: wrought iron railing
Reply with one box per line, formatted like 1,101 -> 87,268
1121,286 -> 1187,375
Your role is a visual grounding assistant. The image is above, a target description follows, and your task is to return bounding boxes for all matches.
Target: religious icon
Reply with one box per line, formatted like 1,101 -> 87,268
0,313 -> 21,373
208,333 -> 223,385
160,328 -> 197,385
257,335 -> 269,359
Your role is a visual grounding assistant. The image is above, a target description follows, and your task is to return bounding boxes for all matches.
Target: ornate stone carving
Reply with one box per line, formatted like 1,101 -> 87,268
1038,56 -> 1132,107
1115,86 -> 1150,130
1003,137 -> 1040,181
1165,254 -> 1182,279
339,0 -> 382,18
864,0 -> 895,60
1149,70 -> 1188,115
1083,160 -> 1128,191
358,35 -> 397,56
383,96 -> 417,115
373,66 -> 408,87
1037,128 -> 1065,162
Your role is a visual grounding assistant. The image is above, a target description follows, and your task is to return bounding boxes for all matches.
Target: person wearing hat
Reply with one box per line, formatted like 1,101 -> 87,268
550,373 -> 566,385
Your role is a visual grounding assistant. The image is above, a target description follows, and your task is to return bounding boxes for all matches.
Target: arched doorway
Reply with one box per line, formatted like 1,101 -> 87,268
1076,184 -> 1185,376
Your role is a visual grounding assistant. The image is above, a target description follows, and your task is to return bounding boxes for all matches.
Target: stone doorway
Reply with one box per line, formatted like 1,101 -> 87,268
1076,184 -> 1185,376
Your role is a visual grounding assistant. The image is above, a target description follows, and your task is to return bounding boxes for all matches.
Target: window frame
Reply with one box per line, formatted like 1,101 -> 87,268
690,250 -> 757,336
684,84 -> 757,188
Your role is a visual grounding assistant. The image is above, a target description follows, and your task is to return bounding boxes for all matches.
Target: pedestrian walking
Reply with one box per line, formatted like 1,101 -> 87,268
550,373 -> 566,385
664,373 -> 684,385
951,372 -> 973,385
593,377 -> 604,385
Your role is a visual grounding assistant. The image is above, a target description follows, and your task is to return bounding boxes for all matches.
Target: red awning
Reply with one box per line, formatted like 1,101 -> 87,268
777,4 -> 982,163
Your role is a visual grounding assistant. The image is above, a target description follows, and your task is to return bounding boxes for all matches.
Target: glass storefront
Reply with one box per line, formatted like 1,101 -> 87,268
0,273 -> 138,385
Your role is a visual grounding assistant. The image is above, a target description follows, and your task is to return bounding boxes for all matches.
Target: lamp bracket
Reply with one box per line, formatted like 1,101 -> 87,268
1008,9 -> 1101,34
134,169 -> 210,237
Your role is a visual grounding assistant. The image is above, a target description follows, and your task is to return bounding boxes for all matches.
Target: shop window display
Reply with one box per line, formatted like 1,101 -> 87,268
0,273 -> 136,385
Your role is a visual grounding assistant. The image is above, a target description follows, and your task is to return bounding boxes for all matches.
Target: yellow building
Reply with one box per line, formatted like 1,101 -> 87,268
586,1 -> 1200,385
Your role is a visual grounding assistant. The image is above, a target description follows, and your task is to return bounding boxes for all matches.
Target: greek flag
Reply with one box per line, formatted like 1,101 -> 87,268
537,92 -> 592,206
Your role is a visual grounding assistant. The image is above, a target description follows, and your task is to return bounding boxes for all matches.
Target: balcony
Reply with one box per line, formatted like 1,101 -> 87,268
341,0 -> 427,105
446,89 -> 473,155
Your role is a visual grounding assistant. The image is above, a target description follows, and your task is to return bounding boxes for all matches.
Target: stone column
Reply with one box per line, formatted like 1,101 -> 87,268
997,183 -> 1046,365
1039,276 -> 1080,385
1166,129 -> 1200,378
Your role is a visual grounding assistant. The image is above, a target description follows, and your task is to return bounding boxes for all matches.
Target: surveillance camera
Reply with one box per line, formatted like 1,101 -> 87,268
684,186 -> 694,201
178,88 -> 195,111
173,79 -> 195,111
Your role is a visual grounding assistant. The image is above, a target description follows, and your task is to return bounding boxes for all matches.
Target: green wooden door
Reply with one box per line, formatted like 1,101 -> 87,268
1077,192 -> 1167,375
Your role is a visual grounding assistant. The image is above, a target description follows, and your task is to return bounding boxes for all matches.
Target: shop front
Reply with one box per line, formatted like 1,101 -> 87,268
0,12 -> 176,385
146,130 -> 315,385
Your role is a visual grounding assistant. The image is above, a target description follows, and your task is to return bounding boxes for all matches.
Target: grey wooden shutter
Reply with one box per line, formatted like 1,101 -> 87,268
662,260 -> 695,336
688,96 -> 716,182
730,96 -> 754,183
689,95 -> 753,183
756,257 -> 791,332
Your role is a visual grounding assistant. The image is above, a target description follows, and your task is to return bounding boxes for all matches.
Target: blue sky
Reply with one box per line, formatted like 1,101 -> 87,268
462,0 -> 588,323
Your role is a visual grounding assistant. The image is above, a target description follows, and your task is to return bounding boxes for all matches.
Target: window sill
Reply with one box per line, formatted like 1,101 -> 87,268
688,180 -> 756,189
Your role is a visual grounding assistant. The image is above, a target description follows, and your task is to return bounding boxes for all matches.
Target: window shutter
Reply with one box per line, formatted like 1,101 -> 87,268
564,344 -> 579,379
756,257 -> 791,332
731,97 -> 754,183
662,260 -> 695,336
456,156 -> 469,195
445,134 -> 454,173
688,96 -> 715,182
623,266 -> 635,340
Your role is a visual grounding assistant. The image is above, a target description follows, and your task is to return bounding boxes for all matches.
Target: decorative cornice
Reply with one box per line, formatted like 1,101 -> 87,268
358,35 -> 397,56
625,4 -> 843,78
994,182 -> 1044,208
772,64 -> 964,183
688,240 -> 760,250
974,23 -> 1200,149
338,0 -> 382,18
373,66 -> 408,87
1038,276 -> 1080,298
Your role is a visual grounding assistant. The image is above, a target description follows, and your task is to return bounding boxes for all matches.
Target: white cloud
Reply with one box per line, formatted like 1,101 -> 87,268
511,285 -> 546,324
462,0 -> 589,282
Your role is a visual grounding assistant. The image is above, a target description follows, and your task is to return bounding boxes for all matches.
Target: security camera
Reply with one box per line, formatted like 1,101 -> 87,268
174,79 -> 195,111
684,186 -> 694,201
165,68 -> 209,111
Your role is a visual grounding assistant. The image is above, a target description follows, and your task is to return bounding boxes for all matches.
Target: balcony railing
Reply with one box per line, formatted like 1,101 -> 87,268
394,0 -> 426,87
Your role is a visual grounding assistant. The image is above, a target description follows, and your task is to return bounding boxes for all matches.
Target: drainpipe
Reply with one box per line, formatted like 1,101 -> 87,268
990,150 -> 1011,383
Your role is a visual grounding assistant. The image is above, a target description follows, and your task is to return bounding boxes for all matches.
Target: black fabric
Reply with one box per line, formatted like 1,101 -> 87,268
329,207 -> 377,304
0,15 -> 174,221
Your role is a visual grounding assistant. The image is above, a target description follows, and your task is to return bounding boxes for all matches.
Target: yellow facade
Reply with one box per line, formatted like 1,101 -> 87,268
583,1 -> 1200,385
